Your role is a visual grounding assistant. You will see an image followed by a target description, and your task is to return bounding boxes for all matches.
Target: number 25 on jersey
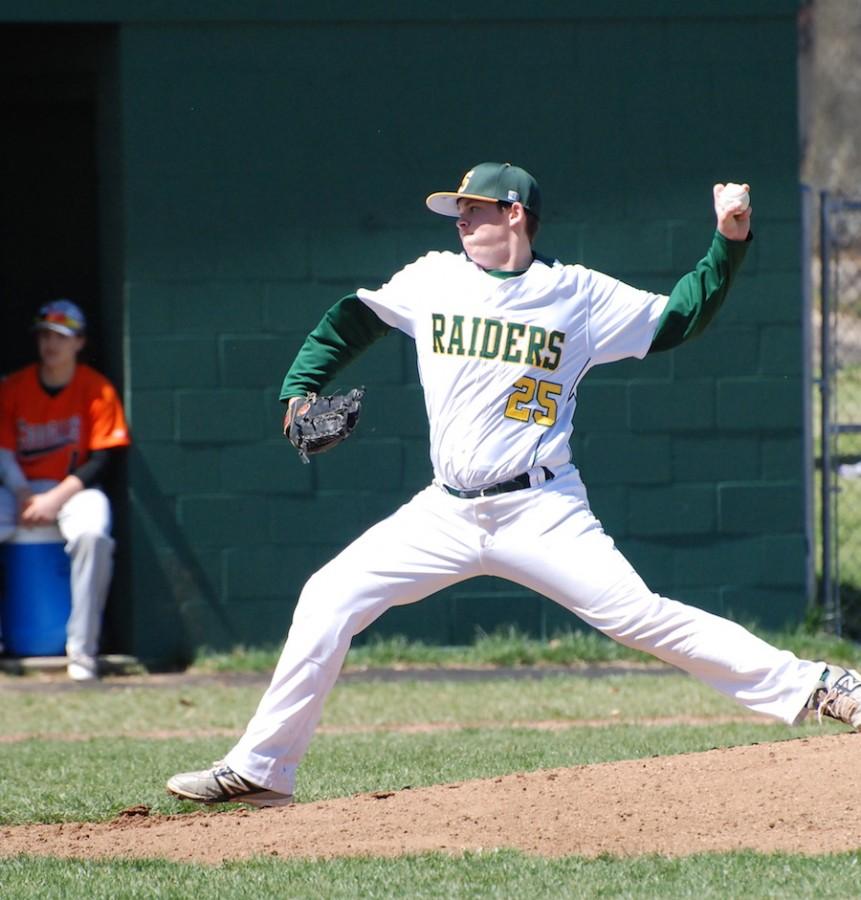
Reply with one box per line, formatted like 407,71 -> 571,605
504,377 -> 562,427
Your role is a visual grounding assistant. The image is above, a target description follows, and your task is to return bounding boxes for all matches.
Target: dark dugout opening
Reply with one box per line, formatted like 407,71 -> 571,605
0,24 -> 130,655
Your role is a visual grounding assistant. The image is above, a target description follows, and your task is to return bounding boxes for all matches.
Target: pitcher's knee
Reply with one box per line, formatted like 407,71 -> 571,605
294,564 -> 362,617
291,570 -> 383,656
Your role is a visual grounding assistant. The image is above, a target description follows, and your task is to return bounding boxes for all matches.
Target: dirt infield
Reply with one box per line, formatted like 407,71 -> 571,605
3,732 -> 859,863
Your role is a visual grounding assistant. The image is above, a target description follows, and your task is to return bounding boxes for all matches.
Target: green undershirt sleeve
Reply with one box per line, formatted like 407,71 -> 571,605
279,294 -> 391,401
648,231 -> 752,354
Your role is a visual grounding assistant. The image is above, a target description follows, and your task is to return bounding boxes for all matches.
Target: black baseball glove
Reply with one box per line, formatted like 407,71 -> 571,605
284,388 -> 365,463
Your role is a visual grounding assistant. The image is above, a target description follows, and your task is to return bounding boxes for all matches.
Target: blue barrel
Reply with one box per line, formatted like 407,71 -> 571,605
0,525 -> 71,657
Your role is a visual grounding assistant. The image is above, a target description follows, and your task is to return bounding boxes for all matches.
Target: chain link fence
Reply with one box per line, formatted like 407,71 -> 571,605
817,192 -> 861,636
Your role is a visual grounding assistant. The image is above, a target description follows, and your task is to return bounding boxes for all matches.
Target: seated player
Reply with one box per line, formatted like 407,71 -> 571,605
0,299 -> 130,680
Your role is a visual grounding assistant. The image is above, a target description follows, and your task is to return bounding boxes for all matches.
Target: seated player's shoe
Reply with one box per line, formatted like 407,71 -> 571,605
166,764 -> 293,808
807,664 -> 861,730
67,654 -> 98,682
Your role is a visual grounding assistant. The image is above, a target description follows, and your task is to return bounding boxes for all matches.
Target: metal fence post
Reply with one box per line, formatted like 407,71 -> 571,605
819,190 -> 839,634
802,184 -> 817,608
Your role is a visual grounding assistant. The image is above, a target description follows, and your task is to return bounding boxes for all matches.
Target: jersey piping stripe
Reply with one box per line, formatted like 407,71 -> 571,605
529,433 -> 548,469
568,356 -> 591,401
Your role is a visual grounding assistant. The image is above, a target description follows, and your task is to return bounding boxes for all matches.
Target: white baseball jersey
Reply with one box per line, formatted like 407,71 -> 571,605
358,251 -> 668,490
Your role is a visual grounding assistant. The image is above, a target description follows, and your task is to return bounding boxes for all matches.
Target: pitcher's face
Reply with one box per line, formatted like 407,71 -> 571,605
456,199 -> 512,265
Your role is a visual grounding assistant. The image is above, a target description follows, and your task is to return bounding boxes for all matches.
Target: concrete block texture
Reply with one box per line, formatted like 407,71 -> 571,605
74,5 -> 808,661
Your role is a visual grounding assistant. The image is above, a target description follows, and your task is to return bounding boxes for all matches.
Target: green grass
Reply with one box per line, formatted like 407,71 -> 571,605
190,623 -> 861,675
0,672 -> 762,737
189,628 -> 649,674
0,681 -> 262,736
2,721 -> 824,825
320,673 -> 751,726
3,851 -> 861,900
0,655 -> 856,897
0,672 -> 843,825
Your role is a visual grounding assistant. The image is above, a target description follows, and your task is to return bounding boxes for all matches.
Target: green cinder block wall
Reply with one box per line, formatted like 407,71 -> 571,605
76,2 -> 802,663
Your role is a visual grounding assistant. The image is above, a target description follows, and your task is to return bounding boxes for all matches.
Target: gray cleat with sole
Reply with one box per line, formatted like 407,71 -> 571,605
166,765 -> 293,808
808,665 -> 861,731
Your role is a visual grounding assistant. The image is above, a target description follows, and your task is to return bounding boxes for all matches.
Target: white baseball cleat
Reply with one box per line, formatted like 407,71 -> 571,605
166,764 -> 293,808
67,654 -> 98,682
809,665 -> 861,730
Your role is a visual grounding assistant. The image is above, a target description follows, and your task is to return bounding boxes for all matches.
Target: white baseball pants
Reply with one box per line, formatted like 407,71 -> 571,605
0,481 -> 115,658
226,465 -> 825,796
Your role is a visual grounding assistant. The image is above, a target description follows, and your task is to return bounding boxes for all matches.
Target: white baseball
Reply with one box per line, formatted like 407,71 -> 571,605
719,183 -> 750,214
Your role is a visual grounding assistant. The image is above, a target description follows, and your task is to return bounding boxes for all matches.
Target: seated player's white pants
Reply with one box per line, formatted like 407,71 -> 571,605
0,481 -> 115,658
225,465 -> 825,796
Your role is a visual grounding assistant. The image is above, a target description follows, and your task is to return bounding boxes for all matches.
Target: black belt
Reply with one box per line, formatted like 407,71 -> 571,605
443,467 -> 554,499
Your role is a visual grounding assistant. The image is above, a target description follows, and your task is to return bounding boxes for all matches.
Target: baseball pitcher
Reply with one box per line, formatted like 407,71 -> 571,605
168,162 -> 861,808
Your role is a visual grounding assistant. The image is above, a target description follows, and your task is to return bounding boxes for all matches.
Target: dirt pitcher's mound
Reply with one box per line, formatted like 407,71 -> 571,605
3,733 -> 860,863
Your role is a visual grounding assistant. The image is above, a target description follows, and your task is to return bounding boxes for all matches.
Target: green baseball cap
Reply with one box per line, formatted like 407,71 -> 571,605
426,162 -> 542,219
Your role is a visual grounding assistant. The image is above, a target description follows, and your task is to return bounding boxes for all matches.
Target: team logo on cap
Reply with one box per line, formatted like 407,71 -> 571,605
457,170 -> 474,193
41,310 -> 84,331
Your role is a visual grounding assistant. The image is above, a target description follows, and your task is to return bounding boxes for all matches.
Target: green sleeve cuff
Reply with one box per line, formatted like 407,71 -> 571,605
648,230 -> 751,353
279,294 -> 390,400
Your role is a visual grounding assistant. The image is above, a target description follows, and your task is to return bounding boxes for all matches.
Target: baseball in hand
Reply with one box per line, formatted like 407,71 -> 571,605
719,183 -> 750,214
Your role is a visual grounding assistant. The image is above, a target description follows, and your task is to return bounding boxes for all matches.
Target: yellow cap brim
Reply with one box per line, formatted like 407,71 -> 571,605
425,191 -> 498,217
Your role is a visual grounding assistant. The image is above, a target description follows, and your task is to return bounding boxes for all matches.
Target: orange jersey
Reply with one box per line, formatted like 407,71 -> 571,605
0,363 -> 131,482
